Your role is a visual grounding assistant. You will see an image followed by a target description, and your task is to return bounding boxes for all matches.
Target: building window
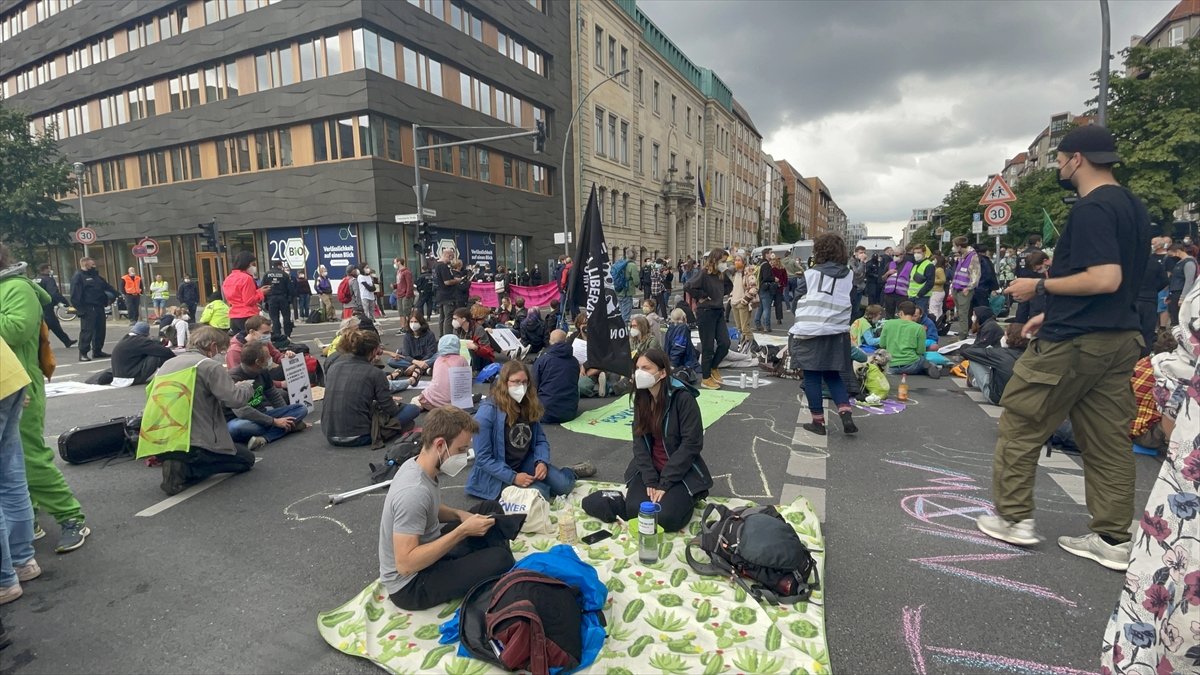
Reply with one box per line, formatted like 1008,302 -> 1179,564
594,26 -> 603,71
459,146 -> 473,177
479,149 -> 490,181
652,143 -> 660,180
334,118 -> 355,159
608,37 -> 616,75
607,115 -> 617,162
611,191 -> 617,227
312,121 -> 329,162
686,106 -> 692,136
594,108 -> 604,156
671,95 -> 677,125
620,47 -> 628,83
385,118 -> 401,161
622,194 -> 629,228
619,121 -> 629,165
653,81 -> 660,114
635,135 -> 643,174
635,68 -> 643,102
670,152 -> 676,171
326,35 -> 342,74
503,156 -> 514,186
1169,25 -> 1185,47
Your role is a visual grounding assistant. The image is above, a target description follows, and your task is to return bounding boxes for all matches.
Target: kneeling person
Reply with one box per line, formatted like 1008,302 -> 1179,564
466,361 -> 594,502
381,407 -> 515,611
111,321 -> 175,384
226,341 -> 309,450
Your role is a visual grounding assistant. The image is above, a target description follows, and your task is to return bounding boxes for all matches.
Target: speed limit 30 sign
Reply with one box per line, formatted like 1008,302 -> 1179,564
983,202 -> 1012,226
75,227 -> 97,245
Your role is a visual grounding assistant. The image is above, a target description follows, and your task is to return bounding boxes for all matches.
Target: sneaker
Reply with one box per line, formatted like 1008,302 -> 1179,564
56,519 -> 91,554
78,353 -> 91,362
290,421 -> 310,434
0,584 -> 21,605
14,560 -> 41,583
33,522 -> 45,541
925,362 -> 942,379
1058,533 -> 1132,571
161,458 -> 188,496
976,515 -> 1042,546
700,377 -> 721,390
247,436 -> 268,451
711,368 -> 723,384
569,461 -> 597,479
597,373 -> 608,396
93,351 -> 111,359
839,411 -> 858,434
802,422 -> 827,436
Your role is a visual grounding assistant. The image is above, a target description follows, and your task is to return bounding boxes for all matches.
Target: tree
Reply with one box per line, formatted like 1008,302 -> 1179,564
777,186 -> 801,242
1006,169 -> 1071,247
0,103 -> 75,260
1104,37 -> 1200,224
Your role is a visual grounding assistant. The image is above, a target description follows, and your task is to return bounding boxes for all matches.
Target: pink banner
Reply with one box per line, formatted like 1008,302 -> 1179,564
468,282 -> 561,309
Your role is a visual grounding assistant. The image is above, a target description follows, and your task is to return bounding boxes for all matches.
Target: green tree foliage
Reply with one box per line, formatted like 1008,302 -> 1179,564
1105,37 -> 1200,224
1006,169 -> 1071,247
778,186 -> 801,242
0,104 -> 75,260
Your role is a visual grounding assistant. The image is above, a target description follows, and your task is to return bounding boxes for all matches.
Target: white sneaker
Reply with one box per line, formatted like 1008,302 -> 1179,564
1058,533 -> 1132,571
247,436 -> 268,451
976,514 -> 1043,546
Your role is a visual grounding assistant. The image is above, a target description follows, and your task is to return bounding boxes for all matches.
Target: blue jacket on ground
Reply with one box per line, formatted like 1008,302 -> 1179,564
533,341 -> 580,423
920,315 -> 938,343
664,322 -> 699,371
465,399 -> 551,500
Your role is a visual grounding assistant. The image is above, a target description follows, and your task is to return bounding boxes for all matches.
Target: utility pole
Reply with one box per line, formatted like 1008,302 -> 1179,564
73,162 -> 88,257
1098,0 -> 1111,126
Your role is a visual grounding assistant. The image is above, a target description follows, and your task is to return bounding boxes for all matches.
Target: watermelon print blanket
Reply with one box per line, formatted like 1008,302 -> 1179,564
317,485 -> 830,674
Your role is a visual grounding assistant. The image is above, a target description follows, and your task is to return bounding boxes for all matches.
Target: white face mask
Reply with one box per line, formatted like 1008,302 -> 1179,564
629,327 -> 641,338
394,263 -> 400,270
452,318 -> 463,330
634,369 -> 659,390
914,253 -> 924,262
409,322 -> 421,332
439,447 -> 469,477
248,265 -> 258,276
508,384 -> 527,403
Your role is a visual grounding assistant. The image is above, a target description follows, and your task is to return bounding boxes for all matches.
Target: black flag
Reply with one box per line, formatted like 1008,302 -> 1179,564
569,185 -> 632,377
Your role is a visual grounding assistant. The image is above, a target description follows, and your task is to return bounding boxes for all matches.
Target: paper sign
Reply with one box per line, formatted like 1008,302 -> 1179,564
489,327 -> 521,353
572,338 -> 588,365
282,354 -> 313,411
448,366 -> 474,409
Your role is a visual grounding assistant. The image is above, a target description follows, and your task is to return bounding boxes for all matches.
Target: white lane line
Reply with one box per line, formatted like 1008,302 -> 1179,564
1039,451 -> 1083,471
953,377 -> 970,389
965,390 -> 989,403
787,452 -> 827,480
780,483 -> 825,522
1047,472 -> 1088,506
980,405 -> 1003,419
135,458 -> 262,517
793,426 -> 829,448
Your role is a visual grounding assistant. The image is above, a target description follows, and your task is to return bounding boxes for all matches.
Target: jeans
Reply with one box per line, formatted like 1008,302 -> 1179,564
889,356 -> 929,375
514,452 -> 577,501
754,288 -> 777,328
850,288 -> 863,321
226,403 -> 309,444
802,370 -> 850,413
618,296 -> 633,324
387,357 -> 413,370
297,295 -> 310,317
912,296 -> 930,316
125,294 -> 141,323
967,361 -> 999,405
362,297 -> 378,319
696,306 -> 730,379
0,389 -> 35,588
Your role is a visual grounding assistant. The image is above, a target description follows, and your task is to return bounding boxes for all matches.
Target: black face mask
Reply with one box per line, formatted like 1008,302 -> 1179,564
1057,155 -> 1078,192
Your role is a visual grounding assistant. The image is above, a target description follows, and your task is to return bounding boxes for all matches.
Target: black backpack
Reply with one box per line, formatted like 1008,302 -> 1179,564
686,503 -> 820,604
307,308 -> 323,324
459,570 -> 583,675
367,431 -> 423,482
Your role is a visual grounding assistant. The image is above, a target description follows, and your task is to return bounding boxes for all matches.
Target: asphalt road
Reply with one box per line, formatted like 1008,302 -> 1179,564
2,312 -> 1158,674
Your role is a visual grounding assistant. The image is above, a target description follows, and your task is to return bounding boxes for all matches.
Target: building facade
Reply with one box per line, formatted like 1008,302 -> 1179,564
1134,0 -> 1199,50
806,176 -> 832,237
760,152 -> 781,245
2,0 -> 571,300
902,207 -> 936,248
729,98 -> 762,250
776,159 -> 811,241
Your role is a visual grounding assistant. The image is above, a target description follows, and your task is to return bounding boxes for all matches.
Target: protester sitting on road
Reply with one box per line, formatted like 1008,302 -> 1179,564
0,336 -> 39,605
510,296 -> 528,327
222,251 -> 269,334
466,361 -> 595,502
533,330 -> 580,424
110,322 -> 176,385
198,294 -> 230,330
961,323 -> 1029,405
850,304 -> 883,347
970,305 -> 1004,349
170,306 -> 190,349
154,327 -> 257,496
379,406 -> 515,611
225,341 -> 309,450
325,316 -> 362,357
569,311 -> 611,397
460,305 -> 497,372
416,335 -> 470,411
227,316 -> 293,383
322,330 -> 421,446
629,315 -> 656,358
388,312 -> 437,377
623,348 -> 712,532
519,305 -> 547,355
913,306 -> 939,349
664,309 -> 700,376
880,301 -> 940,378
640,298 -> 663,346
543,297 -> 563,335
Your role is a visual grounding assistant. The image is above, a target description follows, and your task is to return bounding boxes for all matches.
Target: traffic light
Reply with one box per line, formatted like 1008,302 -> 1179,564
197,220 -> 221,251
533,120 -> 546,154
418,221 -> 430,240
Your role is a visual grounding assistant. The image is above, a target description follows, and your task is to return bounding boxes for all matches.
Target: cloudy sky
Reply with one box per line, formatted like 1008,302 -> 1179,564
639,0 -> 1177,240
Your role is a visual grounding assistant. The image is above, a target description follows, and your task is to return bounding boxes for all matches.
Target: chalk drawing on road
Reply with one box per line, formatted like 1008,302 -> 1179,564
286,492 -> 356,534
711,435 -> 777,499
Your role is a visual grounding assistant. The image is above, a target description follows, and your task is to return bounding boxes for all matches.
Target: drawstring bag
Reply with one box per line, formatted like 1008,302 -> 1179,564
500,486 -> 554,535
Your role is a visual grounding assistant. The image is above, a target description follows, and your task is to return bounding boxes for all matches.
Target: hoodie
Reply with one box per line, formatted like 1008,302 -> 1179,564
790,262 -> 853,337
972,306 -> 1003,349
908,246 -> 935,299
533,341 -> 580,423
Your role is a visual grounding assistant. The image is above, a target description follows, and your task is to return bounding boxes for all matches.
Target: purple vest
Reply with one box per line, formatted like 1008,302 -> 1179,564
951,251 -> 976,292
884,260 -> 913,295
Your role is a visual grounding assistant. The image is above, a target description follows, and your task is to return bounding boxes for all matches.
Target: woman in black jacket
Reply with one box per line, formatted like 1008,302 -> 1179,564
388,311 -> 438,379
623,348 -> 712,532
684,248 -> 732,390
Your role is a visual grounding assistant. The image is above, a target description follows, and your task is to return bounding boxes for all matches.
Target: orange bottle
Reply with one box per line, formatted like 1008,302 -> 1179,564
898,374 -> 909,402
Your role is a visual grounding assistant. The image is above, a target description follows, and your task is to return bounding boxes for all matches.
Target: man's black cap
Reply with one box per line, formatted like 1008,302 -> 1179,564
1057,124 -> 1121,165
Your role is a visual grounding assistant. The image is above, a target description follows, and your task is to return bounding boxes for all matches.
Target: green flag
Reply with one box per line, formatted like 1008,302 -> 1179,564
1042,208 -> 1058,245
136,366 -> 197,459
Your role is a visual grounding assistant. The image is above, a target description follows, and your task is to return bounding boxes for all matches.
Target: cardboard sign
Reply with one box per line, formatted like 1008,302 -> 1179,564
448,365 -> 474,409
282,354 -> 313,411
489,327 -> 521,353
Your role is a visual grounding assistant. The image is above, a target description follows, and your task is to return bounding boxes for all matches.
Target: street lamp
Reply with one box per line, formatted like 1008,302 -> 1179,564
1098,0 -> 1111,125
73,161 -> 88,256
561,68 -> 629,256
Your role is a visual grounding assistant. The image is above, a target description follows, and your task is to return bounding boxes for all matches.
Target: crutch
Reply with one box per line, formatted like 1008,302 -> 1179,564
328,480 -> 391,505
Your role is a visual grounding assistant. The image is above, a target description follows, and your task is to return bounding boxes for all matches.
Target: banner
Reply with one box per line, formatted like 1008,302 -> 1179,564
569,185 -> 632,377
562,389 -> 749,441
468,282 -> 560,309
137,366 -> 197,459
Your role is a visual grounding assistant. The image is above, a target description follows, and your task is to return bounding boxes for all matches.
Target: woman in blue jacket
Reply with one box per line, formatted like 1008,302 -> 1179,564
466,360 -> 595,501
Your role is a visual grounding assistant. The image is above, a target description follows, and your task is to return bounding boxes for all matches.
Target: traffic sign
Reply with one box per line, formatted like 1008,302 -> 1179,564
137,237 -> 159,256
971,223 -> 984,234
983,202 -> 1012,226
979,175 -> 1017,205
941,231 -> 951,243
395,208 -> 437,224
141,255 -> 159,264
988,225 -> 1008,236
74,227 -> 97,245
132,245 -> 149,257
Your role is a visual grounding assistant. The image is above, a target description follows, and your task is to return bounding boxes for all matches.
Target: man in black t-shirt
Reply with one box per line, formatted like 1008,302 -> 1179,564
977,125 -> 1150,573
433,248 -> 460,336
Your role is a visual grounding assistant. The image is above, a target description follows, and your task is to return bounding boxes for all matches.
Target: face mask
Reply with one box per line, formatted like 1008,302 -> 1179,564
1057,155 -> 1078,191
630,327 -> 641,338
642,307 -> 652,315
439,447 -> 469,478
248,265 -> 258,276
452,318 -> 463,329
393,263 -> 399,270
258,333 -> 272,343
508,384 -> 527,403
409,322 -> 421,332
634,369 -> 660,389
718,262 -> 730,273
914,253 -> 924,262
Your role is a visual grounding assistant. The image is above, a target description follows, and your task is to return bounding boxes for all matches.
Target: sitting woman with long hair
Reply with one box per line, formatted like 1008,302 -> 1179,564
320,329 -> 421,446
623,348 -> 712,532
465,361 -> 595,501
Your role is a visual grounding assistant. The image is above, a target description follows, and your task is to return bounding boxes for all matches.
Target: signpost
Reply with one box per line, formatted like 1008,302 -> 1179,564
394,208 -> 438,224
135,238 -> 159,257
979,175 -> 1017,253
979,175 -> 1018,205
971,213 -> 983,235
74,227 -> 97,247
983,202 -> 1012,226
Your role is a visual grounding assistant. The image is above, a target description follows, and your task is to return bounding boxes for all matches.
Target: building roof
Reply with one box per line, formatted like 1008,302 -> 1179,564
731,99 -> 761,138
1138,0 -> 1200,46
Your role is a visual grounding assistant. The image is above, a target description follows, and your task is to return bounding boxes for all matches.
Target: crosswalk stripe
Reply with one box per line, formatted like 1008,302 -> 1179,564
787,452 -> 827,480
780,483 -> 825,522
1047,472 -> 1088,506
1039,451 -> 1082,471
980,405 -> 1003,419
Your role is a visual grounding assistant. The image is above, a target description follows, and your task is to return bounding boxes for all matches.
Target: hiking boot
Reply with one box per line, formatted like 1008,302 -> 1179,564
925,362 -> 942,379
976,515 -> 1042,546
711,368 -> 723,384
570,461 -> 597,479
1058,533 -> 1132,571
56,519 -> 91,553
839,411 -> 858,434
802,422 -> 827,436
161,458 -> 188,496
15,560 -> 41,583
700,377 -> 721,390
0,584 -> 21,605
247,436 -> 268,451
33,522 -> 45,541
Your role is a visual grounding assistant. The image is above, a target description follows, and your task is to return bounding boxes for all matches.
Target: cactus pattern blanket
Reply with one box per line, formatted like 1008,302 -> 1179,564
317,485 -> 830,674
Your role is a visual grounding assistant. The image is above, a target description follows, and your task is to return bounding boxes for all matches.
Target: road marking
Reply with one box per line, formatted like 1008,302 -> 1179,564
964,390 -> 989,403
135,457 -> 262,517
787,452 -> 827,480
980,405 -> 1003,419
1039,451 -> 1082,471
952,377 -> 970,389
1047,472 -> 1087,506
780,483 -> 825,522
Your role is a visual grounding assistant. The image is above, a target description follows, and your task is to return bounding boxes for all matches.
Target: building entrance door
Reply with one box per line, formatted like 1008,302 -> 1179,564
196,253 -> 222,304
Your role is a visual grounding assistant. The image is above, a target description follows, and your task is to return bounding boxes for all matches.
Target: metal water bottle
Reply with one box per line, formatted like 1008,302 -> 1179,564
638,501 -> 660,564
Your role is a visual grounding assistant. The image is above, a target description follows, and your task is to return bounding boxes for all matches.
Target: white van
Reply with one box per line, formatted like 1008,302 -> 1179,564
856,237 -> 898,259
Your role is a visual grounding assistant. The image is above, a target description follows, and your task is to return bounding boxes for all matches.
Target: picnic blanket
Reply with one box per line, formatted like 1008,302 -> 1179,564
318,484 -> 830,674
562,391 -> 749,441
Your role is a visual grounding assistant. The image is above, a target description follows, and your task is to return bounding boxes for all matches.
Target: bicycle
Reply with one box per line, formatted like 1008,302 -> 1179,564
54,304 -> 77,322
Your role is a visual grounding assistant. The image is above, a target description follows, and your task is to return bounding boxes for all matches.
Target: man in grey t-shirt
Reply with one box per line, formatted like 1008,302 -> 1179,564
379,407 -> 514,610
